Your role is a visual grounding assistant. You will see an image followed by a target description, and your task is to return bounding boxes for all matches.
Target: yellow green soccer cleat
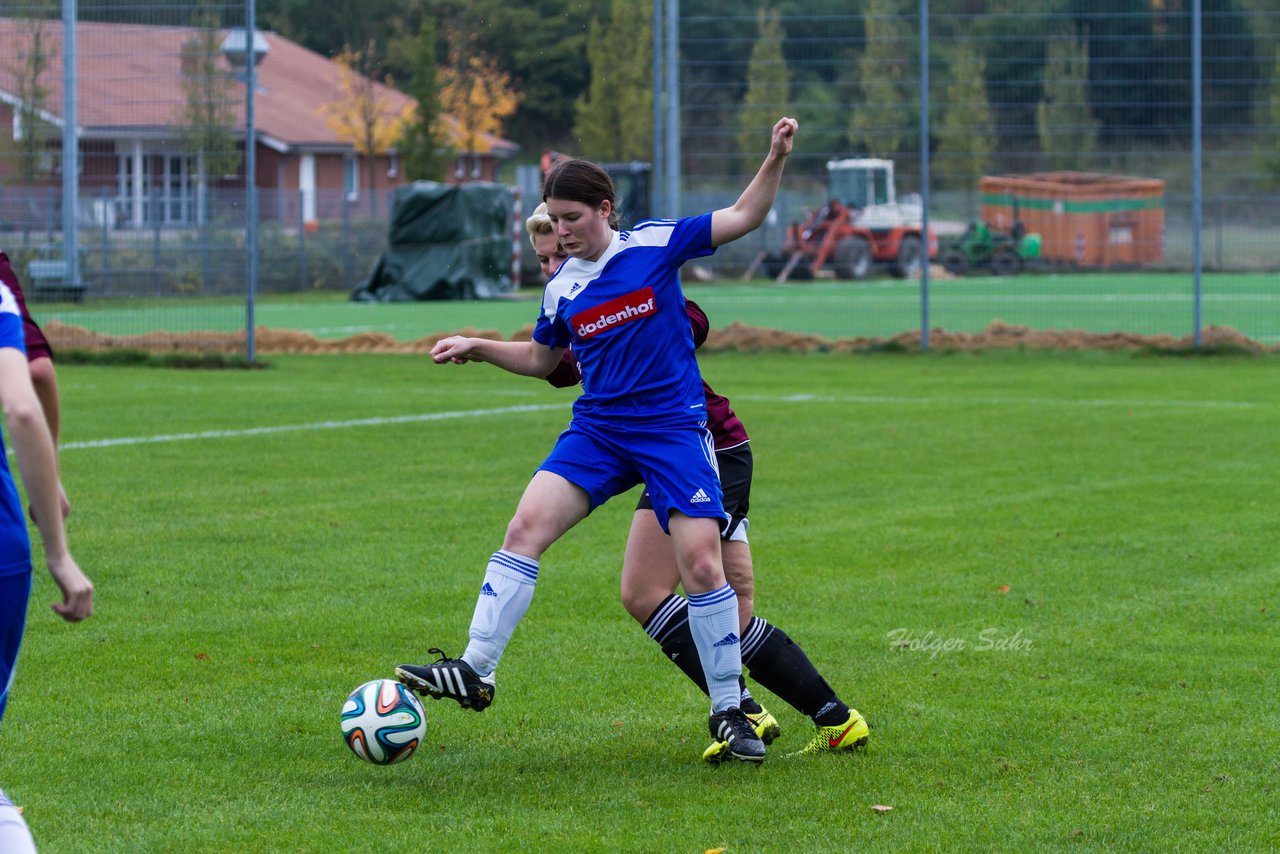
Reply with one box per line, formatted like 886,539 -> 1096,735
789,709 -> 869,757
746,708 -> 781,744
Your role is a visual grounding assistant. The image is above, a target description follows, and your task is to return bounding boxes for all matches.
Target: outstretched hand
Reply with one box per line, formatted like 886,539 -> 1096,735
430,336 -> 477,365
770,117 -> 798,159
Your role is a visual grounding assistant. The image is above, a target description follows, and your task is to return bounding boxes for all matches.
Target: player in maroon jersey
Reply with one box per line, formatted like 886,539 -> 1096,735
528,205 -> 868,760
0,251 -> 69,521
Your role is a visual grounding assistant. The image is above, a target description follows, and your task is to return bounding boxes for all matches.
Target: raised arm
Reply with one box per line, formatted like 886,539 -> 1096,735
431,336 -> 565,378
0,348 -> 92,621
710,117 -> 798,247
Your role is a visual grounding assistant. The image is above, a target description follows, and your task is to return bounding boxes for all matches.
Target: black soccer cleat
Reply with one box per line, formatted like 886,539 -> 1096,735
395,647 -> 496,712
703,707 -> 767,764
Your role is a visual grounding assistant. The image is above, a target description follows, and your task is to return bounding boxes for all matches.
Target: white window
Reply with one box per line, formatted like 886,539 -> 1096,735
116,154 -> 135,223
344,155 -> 359,201
114,152 -> 198,227
300,153 -> 317,222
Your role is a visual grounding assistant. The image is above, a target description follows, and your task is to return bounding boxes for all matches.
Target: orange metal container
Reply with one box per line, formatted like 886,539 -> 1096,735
979,172 -> 1164,267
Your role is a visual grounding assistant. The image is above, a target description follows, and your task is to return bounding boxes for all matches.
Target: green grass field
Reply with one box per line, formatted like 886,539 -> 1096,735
35,270 -> 1280,345
4,349 -> 1280,851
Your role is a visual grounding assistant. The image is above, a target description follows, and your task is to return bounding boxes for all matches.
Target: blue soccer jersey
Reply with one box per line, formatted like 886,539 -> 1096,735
0,283 -> 32,726
0,283 -> 31,578
532,214 -> 716,426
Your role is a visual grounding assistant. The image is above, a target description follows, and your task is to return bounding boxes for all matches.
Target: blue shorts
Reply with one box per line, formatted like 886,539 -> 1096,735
539,417 -> 726,534
0,571 -> 32,726
638,442 -> 751,543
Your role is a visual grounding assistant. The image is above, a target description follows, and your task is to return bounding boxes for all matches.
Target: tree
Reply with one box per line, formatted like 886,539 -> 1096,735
1036,29 -> 1100,170
176,14 -> 241,196
736,7 -> 789,176
935,43 -> 995,190
397,16 -> 446,181
424,0 -> 595,150
437,33 -> 520,180
2,6 -> 57,182
847,0 -> 915,158
318,40 -> 410,215
573,0 -> 652,162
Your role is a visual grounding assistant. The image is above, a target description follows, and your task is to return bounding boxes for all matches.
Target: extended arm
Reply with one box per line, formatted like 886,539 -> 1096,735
431,336 -> 565,379
0,348 -> 92,621
710,117 -> 798,247
28,356 -> 70,519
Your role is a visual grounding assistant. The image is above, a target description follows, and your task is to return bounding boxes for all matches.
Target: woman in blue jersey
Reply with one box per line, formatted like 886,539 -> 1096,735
398,118 -> 797,763
528,206 -> 869,761
0,281 -> 94,853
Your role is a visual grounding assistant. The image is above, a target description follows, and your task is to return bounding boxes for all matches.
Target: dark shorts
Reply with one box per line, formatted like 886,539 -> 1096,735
0,254 -> 53,362
637,442 -> 752,543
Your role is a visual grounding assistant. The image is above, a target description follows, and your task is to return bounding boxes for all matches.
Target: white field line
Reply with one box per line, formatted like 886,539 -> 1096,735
58,403 -> 568,451
52,392 -> 1265,453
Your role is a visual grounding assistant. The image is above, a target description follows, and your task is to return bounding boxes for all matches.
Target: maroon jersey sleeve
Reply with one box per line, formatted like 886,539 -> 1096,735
545,348 -> 582,388
685,299 -> 709,348
0,252 -> 53,362
682,298 -> 748,447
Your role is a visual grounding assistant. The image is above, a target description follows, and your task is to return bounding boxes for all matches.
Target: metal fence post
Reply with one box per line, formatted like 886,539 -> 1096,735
100,187 -> 110,289
245,0 -> 259,361
919,0 -> 931,351
298,188 -> 307,291
652,0 -> 664,216
342,192 -> 352,291
664,0 -> 680,216
62,0 -> 79,289
1191,0 -> 1203,347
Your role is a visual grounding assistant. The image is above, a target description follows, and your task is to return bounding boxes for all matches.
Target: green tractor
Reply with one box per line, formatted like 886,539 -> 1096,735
939,219 -> 1042,276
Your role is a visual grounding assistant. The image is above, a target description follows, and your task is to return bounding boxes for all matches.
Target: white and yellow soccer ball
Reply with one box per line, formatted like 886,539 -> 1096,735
341,679 -> 426,765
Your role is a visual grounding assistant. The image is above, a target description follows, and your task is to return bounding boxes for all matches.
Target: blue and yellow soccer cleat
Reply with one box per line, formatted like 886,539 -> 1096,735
789,709 -> 869,757
701,707 -> 767,764
702,706 -> 778,763
395,647 -> 496,712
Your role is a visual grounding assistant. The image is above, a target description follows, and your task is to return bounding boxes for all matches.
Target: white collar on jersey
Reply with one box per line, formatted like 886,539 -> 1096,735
563,228 -> 623,274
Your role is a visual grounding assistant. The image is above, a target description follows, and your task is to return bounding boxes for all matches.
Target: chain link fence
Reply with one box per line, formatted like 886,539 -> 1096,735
2,2 -> 1278,349
677,3 -> 1279,342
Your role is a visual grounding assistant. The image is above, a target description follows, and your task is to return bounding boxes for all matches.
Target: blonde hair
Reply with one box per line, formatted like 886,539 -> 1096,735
525,202 -> 554,249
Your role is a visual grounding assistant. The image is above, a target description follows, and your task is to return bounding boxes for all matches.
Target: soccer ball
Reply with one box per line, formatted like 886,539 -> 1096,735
341,679 -> 426,765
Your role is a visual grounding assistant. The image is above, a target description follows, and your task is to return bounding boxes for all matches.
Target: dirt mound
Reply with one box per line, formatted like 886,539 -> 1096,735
706,320 -> 1271,354
43,318 -> 1273,356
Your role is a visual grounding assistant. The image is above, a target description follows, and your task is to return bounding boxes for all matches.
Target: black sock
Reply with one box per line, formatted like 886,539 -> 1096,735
643,595 -> 709,695
741,616 -> 850,726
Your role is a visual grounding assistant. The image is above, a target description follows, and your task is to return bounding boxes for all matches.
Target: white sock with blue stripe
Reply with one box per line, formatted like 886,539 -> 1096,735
687,584 -> 743,713
0,789 -> 36,854
462,550 -> 539,677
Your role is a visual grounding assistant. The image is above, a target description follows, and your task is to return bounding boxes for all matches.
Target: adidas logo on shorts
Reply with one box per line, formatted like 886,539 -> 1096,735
690,488 -> 712,504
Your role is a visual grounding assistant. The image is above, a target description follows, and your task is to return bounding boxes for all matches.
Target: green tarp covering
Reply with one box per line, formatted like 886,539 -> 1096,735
351,181 -> 515,301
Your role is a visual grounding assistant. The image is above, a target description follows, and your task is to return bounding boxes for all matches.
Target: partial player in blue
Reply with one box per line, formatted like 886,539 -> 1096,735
0,281 -> 94,853
0,251 -> 71,521
397,118 -> 800,763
